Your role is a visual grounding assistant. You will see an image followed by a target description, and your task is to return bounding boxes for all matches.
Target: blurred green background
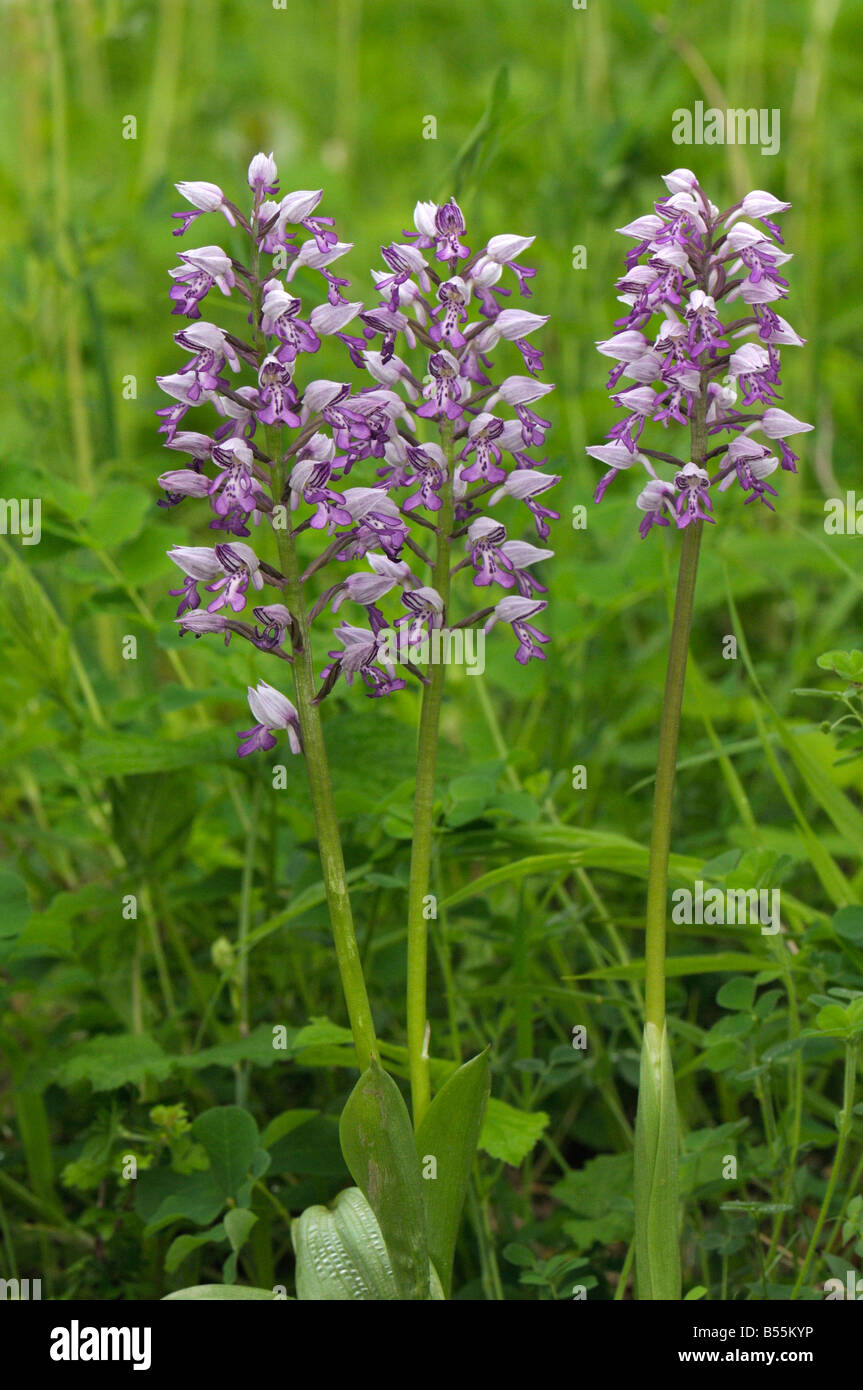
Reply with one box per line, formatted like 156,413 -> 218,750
2,0 -> 862,766
2,0 -> 863,1300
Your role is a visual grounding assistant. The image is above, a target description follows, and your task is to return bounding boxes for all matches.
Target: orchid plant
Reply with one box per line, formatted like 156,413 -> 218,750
588,168 -> 812,1300
156,153 -> 556,1298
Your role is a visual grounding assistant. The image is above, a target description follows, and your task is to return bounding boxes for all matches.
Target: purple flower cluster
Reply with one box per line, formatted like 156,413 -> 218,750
586,169 -> 812,538
158,155 -> 556,756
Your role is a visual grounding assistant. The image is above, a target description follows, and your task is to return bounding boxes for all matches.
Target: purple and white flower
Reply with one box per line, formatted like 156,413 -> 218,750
237,681 -> 301,757
588,173 -> 811,534
159,167 -> 557,761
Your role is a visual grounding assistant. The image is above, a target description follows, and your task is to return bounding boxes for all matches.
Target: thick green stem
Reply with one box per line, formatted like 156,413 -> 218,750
406,422 -> 455,1126
644,381 -> 707,1028
636,392 -> 706,1301
643,518 -> 703,1027
272,447 -> 377,1068
235,778 -> 261,1106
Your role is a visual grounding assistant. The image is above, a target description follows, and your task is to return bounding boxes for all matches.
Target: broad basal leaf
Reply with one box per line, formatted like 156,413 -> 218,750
292,1187 -> 444,1301
415,1050 -> 490,1295
339,1061 -> 429,1300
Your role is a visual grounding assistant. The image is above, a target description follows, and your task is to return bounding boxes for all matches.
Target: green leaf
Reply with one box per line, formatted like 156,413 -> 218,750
82,482 -> 152,549
261,1109 -> 319,1150
815,1004 -> 854,1037
191,1106 -> 265,1204
414,1050 -> 490,1296
292,1186 -> 396,1300
833,907 -> 863,946
754,989 -> 784,1020
339,1061 -> 429,1300
224,1207 -> 258,1252
291,1018 -> 355,1052
8,882 -> 115,962
440,854 -> 578,909
140,1171 -> 226,1234
817,649 -> 863,681
716,976 -> 757,1011
12,1091 -> 58,1214
291,1187 -> 443,1301
0,556 -> 69,689
443,63 -> 510,199
110,772 -> 197,872
570,953 -> 776,983
267,1114 -> 347,1178
222,1208 -> 259,1283
54,1034 -> 173,1091
502,1242 -> 537,1268
177,1025 -> 293,1073
634,1023 -> 681,1300
720,1201 -> 794,1216
704,1040 -> 744,1073
45,474 -> 92,522
0,871 -> 32,963
163,1284 -> 281,1301
80,730 -> 232,777
705,1014 -> 753,1042
165,1225 -> 227,1274
0,871 -> 31,939
554,1152 -> 633,1253
479,1097 -> 548,1166
141,1109 -> 267,1235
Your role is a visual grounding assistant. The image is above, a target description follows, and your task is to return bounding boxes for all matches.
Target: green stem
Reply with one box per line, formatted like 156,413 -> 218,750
235,779 -> 262,1105
468,1175 -> 504,1300
131,927 -> 144,1036
824,1143 -> 863,1258
644,518 -> 703,1028
635,390 -> 707,1302
406,422 -> 455,1126
614,1239 -> 636,1301
272,447 -> 377,1069
139,881 -> 177,1022
430,851 -> 463,1064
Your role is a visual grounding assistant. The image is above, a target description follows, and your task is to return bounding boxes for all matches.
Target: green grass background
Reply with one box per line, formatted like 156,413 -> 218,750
1,0 -> 863,1300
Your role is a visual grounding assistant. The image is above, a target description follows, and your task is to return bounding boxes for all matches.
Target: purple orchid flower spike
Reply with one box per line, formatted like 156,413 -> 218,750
158,157 -> 556,760
156,156 -> 557,1116
587,171 -> 811,535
